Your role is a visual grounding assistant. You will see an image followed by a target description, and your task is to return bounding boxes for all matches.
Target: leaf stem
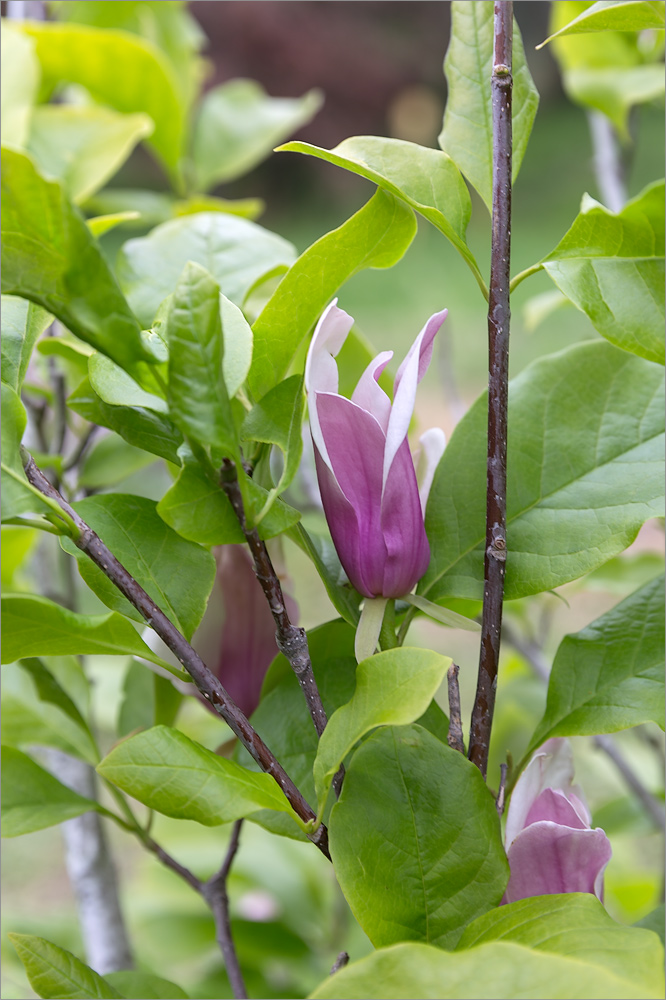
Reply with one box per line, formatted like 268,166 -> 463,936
468,1 -> 513,778
509,262 -> 543,293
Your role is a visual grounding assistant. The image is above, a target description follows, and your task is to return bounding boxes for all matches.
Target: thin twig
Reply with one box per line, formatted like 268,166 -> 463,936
330,952 -> 350,975
446,663 -> 465,755
22,453 -> 331,860
468,1 -> 513,778
63,423 -> 99,472
202,821 -> 248,1000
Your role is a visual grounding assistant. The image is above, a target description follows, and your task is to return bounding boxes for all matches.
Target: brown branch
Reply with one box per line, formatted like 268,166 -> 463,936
330,952 -> 350,975
446,664 -> 466,755
468,0 -> 513,777
202,821 -> 248,1000
22,452 -> 330,860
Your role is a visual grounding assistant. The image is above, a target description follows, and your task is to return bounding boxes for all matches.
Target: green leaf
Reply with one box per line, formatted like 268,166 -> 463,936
1,149 -> 155,376
220,293 -> 253,397
26,105 -> 153,203
118,660 -> 182,737
1,746 -> 99,837
541,182 -> 665,364
1,525 -> 38,590
60,493 -> 216,640
1,593 -> 177,671
19,657 -> 91,733
77,434 -> 157,490
166,262 -> 237,455
313,648 -> 451,814
1,294 -> 53,393
1,23 -> 39,147
457,894 -> 665,997
540,0 -> 666,45
242,375 -> 304,503
1,384 -> 54,522
156,461 -> 300,545
287,524 -> 361,627
439,2 -> 540,214
308,940 -> 663,1000
21,20 -> 185,177
192,79 -> 322,191
105,970 -> 189,1000
563,64 -> 664,139
68,378 -> 183,465
278,135 -> 484,293
248,189 -> 417,398
88,353 -> 168,412
8,933 -> 123,1000
636,904 -> 666,946
86,211 -> 141,238
527,574 -> 665,753
97,725 -> 300,825
421,340 -> 665,602
329,725 -> 508,949
116,212 -> 296,328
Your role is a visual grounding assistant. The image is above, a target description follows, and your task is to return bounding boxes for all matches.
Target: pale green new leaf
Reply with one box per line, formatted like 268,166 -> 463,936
1,746 -> 99,837
248,189 -> 416,398
313,648 -> 451,813
220,293 -> 253,397
421,340 -> 664,602
542,181 -> 665,363
278,136 -> 484,293
1,23 -> 39,147
540,1 -> 666,46
563,64 -> 664,139
1,295 -> 53,393
439,1 -> 540,213
193,79 -> 323,191
88,353 -> 168,412
97,725 -> 299,825
527,574 -> 665,753
9,933 -> 123,1000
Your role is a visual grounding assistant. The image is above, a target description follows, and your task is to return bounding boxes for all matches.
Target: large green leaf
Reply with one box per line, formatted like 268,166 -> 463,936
329,725 -> 508,950
105,970 -> 189,1000
1,149 -> 155,375
97,725 -> 299,825
1,23 -> 39,148
458,894 -> 665,997
308,940 -> 662,1000
248,189 -> 416,398
541,0 -> 665,45
0,594 -> 177,671
1,295 -> 52,393
313,648 -> 451,814
26,105 -> 153,203
88,353 -> 168,412
1,746 -> 99,837
77,435 -> 157,490
60,494 -> 216,641
116,212 -> 296,327
421,340 -> 665,602
165,262 -> 237,455
527,574 -> 665,753
9,933 -> 123,1000
278,136 -> 483,293
541,182 -> 665,364
192,79 -> 322,191
21,19 -> 184,177
439,2 -> 540,214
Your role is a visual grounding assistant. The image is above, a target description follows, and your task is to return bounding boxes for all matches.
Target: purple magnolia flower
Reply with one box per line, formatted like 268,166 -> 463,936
503,738 -> 612,904
305,300 -> 447,600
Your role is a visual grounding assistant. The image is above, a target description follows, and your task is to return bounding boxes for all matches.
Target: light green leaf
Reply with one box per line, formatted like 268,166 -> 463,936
1,149 -> 156,376
116,211 -> 296,328
9,933 -> 123,1000
88,353 -> 168,412
1,525 -> 38,590
21,19 -> 185,177
26,105 -> 153,203
287,524 -> 361,627
60,493 -> 215,640
542,181 -> 665,363
636,904 -> 666,945
242,375 -> 304,503
156,461 -> 300,545
439,1 -> 540,213
166,262 -> 237,455
248,189 -> 416,399
77,434 -> 157,490
1,23 -> 39,148
117,660 -> 182,738
313,648 -> 451,814
1,295 -> 52,394
1,384 -> 54,522
68,378 -> 183,465
527,574 -> 665,753
220,293 -> 253,397
308,940 -> 662,1000
279,135 -> 483,293
329,725 -> 508,949
97,725 -> 299,825
105,970 -> 189,1000
86,212 -> 141,237
540,0 -> 665,46
402,593 -> 481,630
193,79 -> 323,191
421,340 -> 665,602
1,593 -> 178,671
564,64 -> 664,138
1,746 -> 99,837
458,894 -> 665,997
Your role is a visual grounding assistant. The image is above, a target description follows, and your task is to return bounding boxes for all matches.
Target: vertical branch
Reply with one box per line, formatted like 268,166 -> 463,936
202,821 -> 248,1000
468,1 -> 513,777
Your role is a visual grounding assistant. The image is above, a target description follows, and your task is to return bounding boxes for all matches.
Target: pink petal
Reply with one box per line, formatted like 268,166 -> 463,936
351,350 -> 393,432
415,427 -> 446,515
305,301 -> 354,464
380,437 -> 430,598
505,738 -> 577,848
503,821 -> 612,903
525,788 -> 589,831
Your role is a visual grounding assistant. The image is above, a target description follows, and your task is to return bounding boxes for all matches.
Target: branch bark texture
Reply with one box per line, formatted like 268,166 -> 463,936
468,1 -> 513,777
